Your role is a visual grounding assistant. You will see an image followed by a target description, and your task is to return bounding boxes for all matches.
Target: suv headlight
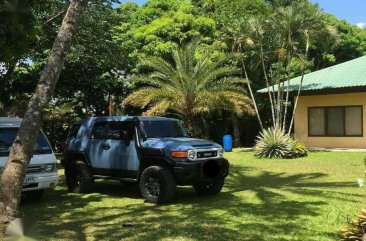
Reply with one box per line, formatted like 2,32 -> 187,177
44,164 -> 56,172
218,148 -> 224,158
188,150 -> 196,160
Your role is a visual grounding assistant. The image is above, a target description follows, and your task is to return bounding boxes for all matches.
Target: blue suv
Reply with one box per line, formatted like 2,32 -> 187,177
62,116 -> 229,203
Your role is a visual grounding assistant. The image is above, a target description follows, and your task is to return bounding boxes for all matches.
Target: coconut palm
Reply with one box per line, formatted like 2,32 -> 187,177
123,40 -> 254,133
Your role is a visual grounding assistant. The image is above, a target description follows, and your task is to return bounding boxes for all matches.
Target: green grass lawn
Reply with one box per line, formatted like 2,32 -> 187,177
21,150 -> 366,241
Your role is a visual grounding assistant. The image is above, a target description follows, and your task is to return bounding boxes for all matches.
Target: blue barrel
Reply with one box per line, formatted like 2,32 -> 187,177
223,135 -> 233,152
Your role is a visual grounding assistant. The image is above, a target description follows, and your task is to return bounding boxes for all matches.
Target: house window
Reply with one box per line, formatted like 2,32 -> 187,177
308,106 -> 363,137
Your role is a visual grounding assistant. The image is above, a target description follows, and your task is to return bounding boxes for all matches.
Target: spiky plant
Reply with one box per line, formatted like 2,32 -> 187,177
123,39 -> 254,132
254,127 -> 294,159
341,209 -> 366,240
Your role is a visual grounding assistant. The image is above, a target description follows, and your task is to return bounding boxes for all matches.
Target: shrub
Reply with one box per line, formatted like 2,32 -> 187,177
340,209 -> 366,240
254,128 -> 308,159
289,140 -> 308,158
254,128 -> 294,159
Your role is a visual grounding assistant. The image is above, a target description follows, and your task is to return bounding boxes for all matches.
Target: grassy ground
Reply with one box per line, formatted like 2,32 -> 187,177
20,150 -> 366,241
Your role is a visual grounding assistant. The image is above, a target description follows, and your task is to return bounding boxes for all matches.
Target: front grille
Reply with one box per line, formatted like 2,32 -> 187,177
197,150 -> 218,159
27,166 -> 43,174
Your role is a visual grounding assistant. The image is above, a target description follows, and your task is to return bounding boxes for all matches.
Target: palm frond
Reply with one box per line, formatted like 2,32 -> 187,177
124,39 -> 254,127
123,88 -> 177,108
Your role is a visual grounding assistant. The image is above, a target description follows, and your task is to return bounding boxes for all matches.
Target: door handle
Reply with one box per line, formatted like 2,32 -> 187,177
102,143 -> 110,150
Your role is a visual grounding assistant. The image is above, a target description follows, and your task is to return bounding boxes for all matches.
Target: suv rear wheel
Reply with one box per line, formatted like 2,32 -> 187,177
193,178 -> 224,195
65,161 -> 94,193
139,166 -> 176,204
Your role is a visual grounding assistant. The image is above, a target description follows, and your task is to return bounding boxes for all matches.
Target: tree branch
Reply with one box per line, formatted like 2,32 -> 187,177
43,4 -> 70,26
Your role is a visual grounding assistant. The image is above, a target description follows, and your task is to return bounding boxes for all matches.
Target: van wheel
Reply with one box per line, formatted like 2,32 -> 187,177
65,161 -> 94,193
193,178 -> 224,195
139,166 -> 176,204
26,190 -> 44,201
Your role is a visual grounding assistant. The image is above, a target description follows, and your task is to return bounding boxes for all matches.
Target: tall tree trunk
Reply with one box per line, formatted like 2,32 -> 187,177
0,0 -> 88,235
231,113 -> 241,147
282,51 -> 293,131
288,42 -> 309,135
260,45 -> 276,125
288,68 -> 305,135
241,58 -> 264,131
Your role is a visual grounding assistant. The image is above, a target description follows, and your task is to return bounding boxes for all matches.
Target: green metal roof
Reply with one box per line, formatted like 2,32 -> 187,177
257,55 -> 366,93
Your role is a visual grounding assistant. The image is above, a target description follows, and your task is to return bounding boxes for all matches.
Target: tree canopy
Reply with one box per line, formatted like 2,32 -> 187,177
1,0 -> 365,145
123,39 -> 254,133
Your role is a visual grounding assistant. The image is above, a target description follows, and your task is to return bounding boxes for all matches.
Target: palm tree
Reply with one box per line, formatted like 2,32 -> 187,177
123,40 -> 254,133
225,1 -> 337,134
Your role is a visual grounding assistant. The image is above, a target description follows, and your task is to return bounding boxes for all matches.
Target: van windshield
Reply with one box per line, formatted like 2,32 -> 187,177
140,120 -> 188,138
0,128 -> 52,157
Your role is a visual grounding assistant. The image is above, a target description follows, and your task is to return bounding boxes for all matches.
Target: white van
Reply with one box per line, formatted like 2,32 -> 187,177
0,117 -> 58,199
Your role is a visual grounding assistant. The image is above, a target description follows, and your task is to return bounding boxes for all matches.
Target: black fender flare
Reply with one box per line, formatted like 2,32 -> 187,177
137,148 -> 175,179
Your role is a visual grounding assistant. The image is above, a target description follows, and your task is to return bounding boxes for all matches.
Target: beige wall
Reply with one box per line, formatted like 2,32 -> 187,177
294,92 -> 366,148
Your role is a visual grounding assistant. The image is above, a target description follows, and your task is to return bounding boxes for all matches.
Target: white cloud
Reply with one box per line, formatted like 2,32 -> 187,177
356,22 -> 365,29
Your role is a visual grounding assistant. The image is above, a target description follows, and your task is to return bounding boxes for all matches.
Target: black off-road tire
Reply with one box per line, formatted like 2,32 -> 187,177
193,178 -> 225,195
65,161 -> 94,193
139,166 -> 176,204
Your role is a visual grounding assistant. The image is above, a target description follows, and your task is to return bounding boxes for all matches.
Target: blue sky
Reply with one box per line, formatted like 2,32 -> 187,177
119,0 -> 145,6
309,0 -> 366,27
118,0 -> 366,28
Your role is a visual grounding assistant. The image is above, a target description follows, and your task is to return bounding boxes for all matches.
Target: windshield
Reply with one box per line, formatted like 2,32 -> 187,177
0,128 -> 52,157
140,120 -> 188,138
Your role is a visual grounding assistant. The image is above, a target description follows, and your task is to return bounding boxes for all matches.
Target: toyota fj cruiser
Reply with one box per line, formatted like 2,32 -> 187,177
62,116 -> 229,203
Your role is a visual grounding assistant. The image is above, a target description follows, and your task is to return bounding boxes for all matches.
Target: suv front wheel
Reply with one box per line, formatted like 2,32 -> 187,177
65,161 -> 94,193
139,166 -> 176,204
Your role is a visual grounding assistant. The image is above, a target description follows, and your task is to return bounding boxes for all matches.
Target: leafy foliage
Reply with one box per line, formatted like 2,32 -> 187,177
322,14 -> 366,67
290,140 -> 308,158
214,1 -> 337,134
1,0 -> 366,146
114,0 -> 217,71
123,39 -> 254,133
341,209 -> 366,241
0,0 -> 42,65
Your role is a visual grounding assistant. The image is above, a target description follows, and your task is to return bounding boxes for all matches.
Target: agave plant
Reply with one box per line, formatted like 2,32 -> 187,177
254,127 -> 294,159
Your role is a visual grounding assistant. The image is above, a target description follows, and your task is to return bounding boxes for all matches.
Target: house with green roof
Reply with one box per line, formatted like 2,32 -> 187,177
258,55 -> 366,149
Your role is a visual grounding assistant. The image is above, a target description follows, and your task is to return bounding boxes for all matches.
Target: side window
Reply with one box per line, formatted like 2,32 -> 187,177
91,122 -> 107,139
0,128 -> 51,156
0,128 -> 17,156
106,121 -> 134,141
68,124 -> 81,139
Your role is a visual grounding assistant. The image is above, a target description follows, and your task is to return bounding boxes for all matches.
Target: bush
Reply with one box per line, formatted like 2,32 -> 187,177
289,140 -> 308,158
340,209 -> 366,240
254,128 -> 308,159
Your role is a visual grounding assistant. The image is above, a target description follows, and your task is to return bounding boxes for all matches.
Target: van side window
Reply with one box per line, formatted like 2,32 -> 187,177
69,124 -> 81,139
91,122 -> 107,139
106,121 -> 133,141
